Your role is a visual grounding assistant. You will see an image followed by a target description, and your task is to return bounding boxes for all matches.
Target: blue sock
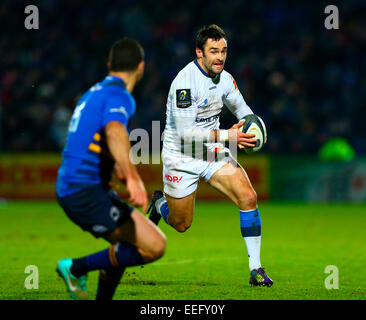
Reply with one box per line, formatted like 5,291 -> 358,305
240,208 -> 262,270
96,267 -> 125,300
156,198 -> 170,225
71,242 -> 144,277
240,208 -> 261,237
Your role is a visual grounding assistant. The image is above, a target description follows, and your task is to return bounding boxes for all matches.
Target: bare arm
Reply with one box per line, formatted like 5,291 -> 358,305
105,121 -> 148,212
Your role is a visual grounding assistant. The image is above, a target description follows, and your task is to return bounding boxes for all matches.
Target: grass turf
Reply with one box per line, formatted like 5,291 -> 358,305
0,201 -> 365,300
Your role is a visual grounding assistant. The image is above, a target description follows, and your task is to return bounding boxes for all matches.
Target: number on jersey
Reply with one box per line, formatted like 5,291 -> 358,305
68,101 -> 86,133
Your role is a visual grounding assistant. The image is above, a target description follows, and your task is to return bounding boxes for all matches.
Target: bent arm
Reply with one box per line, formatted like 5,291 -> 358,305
224,93 -> 253,121
175,116 -> 228,142
105,121 -> 139,181
223,76 -> 254,120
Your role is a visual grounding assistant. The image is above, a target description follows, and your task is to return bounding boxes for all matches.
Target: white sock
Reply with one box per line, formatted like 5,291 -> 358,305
155,196 -> 167,215
243,236 -> 261,271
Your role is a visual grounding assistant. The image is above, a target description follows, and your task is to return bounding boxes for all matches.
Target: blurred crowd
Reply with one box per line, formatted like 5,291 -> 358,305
1,0 -> 365,154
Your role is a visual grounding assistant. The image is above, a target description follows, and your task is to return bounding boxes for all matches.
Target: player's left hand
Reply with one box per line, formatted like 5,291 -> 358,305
229,121 -> 257,149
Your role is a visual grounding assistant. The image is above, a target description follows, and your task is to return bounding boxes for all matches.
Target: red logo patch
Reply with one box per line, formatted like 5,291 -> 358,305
165,174 -> 183,183
233,79 -> 238,90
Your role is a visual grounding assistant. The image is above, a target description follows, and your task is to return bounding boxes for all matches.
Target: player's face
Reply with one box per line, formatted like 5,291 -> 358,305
200,38 -> 227,77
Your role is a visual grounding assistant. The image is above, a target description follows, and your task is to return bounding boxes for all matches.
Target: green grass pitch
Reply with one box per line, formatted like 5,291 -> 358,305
0,201 -> 365,300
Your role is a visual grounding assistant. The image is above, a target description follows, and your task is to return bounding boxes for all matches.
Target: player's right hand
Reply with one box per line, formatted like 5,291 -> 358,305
126,175 -> 148,213
229,121 -> 257,149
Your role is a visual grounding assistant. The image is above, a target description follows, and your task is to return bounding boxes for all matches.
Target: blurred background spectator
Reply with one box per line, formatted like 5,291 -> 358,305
1,0 -> 365,154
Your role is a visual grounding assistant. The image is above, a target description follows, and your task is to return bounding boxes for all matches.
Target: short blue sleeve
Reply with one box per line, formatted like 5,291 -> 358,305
103,92 -> 135,128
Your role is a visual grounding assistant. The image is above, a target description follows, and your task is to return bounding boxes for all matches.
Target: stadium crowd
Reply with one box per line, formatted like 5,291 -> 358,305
1,0 -> 365,154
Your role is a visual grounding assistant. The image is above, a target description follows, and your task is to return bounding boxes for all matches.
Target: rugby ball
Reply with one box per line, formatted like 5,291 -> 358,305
240,114 -> 267,154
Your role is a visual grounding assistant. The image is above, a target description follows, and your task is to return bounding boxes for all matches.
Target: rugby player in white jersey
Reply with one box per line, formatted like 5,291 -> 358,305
147,25 -> 273,286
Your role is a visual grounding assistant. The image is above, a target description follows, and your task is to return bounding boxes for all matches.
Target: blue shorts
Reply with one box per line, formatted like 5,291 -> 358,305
57,184 -> 133,238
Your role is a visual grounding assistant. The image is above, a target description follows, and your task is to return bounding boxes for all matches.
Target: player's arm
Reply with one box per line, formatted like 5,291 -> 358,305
172,80 -> 255,146
223,75 -> 254,120
175,116 -> 256,148
105,121 -> 148,212
103,93 -> 148,212
222,75 -> 262,148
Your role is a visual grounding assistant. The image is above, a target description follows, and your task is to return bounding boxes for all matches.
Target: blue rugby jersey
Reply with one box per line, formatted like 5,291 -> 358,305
56,76 -> 136,197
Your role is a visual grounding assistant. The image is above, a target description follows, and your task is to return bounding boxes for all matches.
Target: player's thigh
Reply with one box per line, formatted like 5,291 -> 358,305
162,146 -> 205,195
208,162 -> 257,209
105,209 -> 166,256
162,152 -> 199,226
165,191 -> 196,227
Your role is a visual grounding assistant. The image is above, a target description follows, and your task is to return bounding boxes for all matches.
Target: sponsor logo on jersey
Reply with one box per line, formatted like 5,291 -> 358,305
110,206 -> 120,221
198,98 -> 208,109
165,174 -> 183,183
195,114 -> 220,123
92,224 -> 108,233
110,106 -> 128,117
233,79 -> 238,90
90,84 -> 103,92
231,75 -> 238,90
176,89 -> 192,108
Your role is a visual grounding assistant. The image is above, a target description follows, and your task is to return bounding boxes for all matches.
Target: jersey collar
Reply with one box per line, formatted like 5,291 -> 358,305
104,75 -> 126,87
194,59 -> 210,78
193,59 -> 221,84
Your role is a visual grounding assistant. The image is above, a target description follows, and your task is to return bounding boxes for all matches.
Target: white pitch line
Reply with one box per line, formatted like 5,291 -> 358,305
152,255 -> 242,266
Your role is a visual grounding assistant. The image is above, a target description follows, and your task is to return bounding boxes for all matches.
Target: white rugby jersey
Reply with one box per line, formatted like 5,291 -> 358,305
163,59 -> 253,154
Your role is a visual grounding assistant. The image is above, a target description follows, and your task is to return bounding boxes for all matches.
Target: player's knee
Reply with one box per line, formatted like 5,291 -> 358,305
154,234 -> 167,259
144,234 -> 166,262
174,221 -> 191,233
238,188 -> 257,210
167,208 -> 193,233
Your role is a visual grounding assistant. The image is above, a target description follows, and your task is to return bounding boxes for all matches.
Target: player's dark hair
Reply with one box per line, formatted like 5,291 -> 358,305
196,24 -> 227,51
108,38 -> 145,72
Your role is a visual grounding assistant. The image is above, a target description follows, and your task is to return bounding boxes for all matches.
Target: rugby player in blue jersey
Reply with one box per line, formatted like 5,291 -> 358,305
56,38 -> 166,300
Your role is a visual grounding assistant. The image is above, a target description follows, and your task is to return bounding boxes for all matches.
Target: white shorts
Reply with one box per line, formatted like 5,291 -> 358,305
162,144 -> 241,198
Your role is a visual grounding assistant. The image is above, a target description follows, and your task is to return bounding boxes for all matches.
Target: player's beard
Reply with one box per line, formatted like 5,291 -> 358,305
202,56 -> 225,78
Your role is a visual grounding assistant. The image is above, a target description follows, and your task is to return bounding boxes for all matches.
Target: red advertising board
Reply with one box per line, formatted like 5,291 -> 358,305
0,154 -> 269,201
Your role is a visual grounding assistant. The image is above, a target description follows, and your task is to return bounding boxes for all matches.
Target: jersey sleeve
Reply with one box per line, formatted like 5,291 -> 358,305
102,92 -> 135,128
168,72 -> 211,141
169,72 -> 199,118
223,74 -> 253,120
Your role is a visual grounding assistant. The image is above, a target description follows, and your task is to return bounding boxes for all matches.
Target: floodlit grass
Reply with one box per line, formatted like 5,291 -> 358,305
0,201 -> 365,300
